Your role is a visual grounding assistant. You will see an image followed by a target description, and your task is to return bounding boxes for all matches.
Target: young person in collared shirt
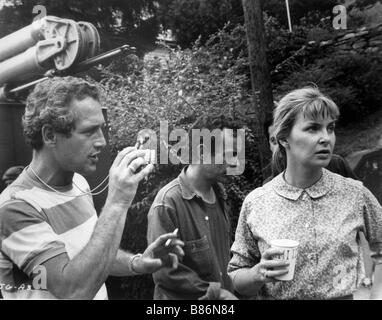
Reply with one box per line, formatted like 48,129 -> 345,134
228,87 -> 382,300
147,117 -> 240,300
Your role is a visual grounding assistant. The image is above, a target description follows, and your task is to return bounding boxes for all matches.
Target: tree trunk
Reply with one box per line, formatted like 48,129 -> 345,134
242,0 -> 273,173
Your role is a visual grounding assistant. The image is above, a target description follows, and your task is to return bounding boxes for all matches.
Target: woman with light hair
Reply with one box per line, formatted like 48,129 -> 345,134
228,87 -> 382,300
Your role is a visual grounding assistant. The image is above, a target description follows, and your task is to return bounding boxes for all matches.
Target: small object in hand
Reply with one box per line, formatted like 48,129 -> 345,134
270,239 -> 299,281
135,135 -> 156,165
135,135 -> 150,149
144,149 -> 156,164
165,228 -> 179,247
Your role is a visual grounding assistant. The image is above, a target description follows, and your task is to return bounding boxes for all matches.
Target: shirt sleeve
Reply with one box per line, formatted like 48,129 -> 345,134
147,203 -> 221,300
0,200 -> 67,276
361,186 -> 382,253
227,194 -> 261,277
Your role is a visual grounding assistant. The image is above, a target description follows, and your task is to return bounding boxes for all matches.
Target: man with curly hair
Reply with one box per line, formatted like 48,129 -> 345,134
0,76 -> 184,299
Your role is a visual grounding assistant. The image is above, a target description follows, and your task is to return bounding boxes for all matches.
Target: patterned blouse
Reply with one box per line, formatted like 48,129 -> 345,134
228,169 -> 382,299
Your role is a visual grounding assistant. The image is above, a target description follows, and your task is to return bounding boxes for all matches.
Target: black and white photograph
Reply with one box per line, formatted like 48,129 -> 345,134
0,0 -> 382,309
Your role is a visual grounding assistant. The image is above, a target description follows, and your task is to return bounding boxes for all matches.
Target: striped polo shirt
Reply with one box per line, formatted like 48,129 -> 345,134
0,168 -> 108,299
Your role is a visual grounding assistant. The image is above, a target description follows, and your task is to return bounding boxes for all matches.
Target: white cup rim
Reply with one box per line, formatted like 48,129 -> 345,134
270,239 -> 299,248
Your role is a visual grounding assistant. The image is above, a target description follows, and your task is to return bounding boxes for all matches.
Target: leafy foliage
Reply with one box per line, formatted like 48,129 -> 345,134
263,0 -> 341,28
349,0 -> 381,10
277,52 -> 382,123
347,0 -> 382,29
155,0 -> 343,48
156,0 -> 244,48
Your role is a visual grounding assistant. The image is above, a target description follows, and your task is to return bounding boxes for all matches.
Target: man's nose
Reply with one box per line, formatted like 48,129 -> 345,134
94,128 -> 107,149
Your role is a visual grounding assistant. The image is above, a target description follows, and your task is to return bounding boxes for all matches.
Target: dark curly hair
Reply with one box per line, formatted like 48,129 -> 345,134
190,113 -> 243,132
23,76 -> 101,150
188,113 -> 243,158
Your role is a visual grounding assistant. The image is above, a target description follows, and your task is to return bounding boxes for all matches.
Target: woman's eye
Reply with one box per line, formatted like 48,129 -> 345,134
328,125 -> 335,132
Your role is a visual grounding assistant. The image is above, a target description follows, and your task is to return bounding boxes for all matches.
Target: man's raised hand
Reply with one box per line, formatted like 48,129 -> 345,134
106,147 -> 154,207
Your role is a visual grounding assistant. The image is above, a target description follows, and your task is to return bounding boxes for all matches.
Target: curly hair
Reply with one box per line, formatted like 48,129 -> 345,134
23,76 -> 101,150
189,113 -> 243,132
187,113 -> 243,160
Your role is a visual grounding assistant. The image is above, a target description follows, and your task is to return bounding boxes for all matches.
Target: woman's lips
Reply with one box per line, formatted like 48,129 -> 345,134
315,150 -> 331,158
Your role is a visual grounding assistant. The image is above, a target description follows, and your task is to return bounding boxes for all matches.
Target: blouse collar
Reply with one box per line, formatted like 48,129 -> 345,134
272,168 -> 333,201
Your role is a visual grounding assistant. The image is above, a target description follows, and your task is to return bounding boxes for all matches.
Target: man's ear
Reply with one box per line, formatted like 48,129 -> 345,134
41,124 -> 57,148
278,139 -> 289,150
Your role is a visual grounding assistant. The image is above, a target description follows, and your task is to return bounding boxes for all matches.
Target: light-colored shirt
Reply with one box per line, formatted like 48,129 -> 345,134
228,168 -> 382,299
0,169 -> 108,299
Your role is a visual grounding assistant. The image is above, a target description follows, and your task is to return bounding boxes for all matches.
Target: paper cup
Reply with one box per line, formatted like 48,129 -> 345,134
270,239 -> 299,281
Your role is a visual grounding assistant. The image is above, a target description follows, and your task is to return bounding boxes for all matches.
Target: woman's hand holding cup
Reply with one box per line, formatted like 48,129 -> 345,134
251,248 -> 290,284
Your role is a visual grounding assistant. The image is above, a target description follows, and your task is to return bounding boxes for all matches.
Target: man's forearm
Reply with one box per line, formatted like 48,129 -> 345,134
110,249 -> 138,277
58,202 -> 129,299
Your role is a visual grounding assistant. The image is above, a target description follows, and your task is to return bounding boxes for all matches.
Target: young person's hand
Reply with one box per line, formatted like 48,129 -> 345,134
132,232 -> 185,274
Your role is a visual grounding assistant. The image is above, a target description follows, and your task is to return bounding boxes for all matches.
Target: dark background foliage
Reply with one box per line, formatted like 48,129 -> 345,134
277,52 -> 382,124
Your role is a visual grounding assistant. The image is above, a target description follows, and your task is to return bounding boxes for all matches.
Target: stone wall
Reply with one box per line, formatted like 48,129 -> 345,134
272,23 -> 382,82
324,23 -> 382,55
